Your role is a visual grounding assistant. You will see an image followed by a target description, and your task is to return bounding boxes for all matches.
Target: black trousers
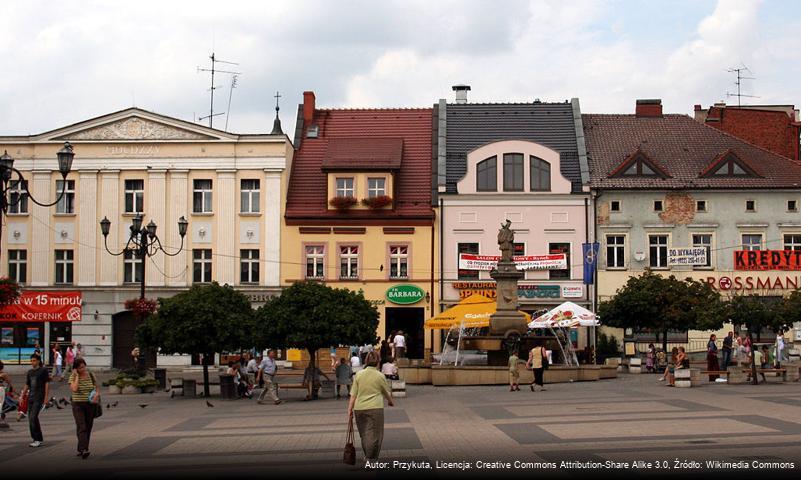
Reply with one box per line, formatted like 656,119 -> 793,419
72,402 -> 96,452
532,368 -> 544,386
28,400 -> 43,442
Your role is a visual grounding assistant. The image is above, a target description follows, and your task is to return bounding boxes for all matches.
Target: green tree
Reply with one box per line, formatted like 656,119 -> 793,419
137,282 -> 254,397
254,281 -> 379,370
598,270 -> 725,352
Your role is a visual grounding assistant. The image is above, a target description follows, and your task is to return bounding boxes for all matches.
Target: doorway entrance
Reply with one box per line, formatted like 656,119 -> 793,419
112,311 -> 155,369
385,307 -> 425,359
49,322 -> 72,365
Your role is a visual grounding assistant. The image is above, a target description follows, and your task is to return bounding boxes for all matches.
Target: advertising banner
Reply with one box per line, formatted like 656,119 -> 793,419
734,250 -> 801,270
458,253 -> 567,271
668,247 -> 708,266
0,291 -> 82,323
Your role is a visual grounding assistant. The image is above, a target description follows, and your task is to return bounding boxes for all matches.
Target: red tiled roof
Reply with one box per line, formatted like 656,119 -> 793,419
286,108 -> 434,222
583,114 -> 801,189
322,137 -> 403,170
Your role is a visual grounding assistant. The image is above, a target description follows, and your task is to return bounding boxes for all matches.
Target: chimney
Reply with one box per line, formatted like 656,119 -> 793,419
635,99 -> 662,117
452,84 -> 471,104
303,91 -> 316,123
694,104 -> 702,112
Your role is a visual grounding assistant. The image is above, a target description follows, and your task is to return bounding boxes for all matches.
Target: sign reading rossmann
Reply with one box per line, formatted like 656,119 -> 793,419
0,291 -> 82,323
734,250 -> 801,270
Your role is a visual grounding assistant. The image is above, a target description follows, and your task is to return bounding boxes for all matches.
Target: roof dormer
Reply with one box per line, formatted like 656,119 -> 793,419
699,149 -> 761,178
608,149 -> 671,179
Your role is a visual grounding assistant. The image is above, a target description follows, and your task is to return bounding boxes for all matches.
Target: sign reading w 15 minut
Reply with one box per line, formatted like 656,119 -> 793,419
667,247 -> 708,266
458,253 -> 567,271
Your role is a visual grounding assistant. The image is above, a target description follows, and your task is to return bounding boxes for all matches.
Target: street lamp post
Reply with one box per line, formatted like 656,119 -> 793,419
0,142 -> 75,262
99,214 -> 189,300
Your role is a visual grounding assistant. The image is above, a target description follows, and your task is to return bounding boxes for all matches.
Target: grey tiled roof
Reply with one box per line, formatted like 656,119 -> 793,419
444,103 -> 583,193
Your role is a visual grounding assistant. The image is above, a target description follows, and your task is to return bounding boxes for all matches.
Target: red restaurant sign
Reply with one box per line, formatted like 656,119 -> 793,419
734,250 -> 801,270
0,291 -> 82,323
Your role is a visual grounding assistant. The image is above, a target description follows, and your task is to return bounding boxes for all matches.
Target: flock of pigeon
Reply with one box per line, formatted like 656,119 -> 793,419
41,393 -> 216,411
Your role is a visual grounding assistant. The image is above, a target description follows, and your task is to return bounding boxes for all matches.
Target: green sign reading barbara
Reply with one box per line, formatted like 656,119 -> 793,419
386,285 -> 425,305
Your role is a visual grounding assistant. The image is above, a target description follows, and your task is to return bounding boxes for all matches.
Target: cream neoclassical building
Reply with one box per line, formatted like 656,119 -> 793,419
0,108 -> 292,369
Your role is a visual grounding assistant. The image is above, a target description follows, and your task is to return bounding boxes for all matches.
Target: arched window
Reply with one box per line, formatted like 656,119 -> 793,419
530,156 -> 551,191
476,156 -> 497,191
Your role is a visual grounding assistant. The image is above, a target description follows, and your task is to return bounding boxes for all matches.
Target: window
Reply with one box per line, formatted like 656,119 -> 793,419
123,250 -> 143,283
336,178 -> 354,198
476,156 -> 497,192
648,235 -> 668,268
745,200 -> 756,212
389,245 -> 409,279
193,180 -> 213,213
367,178 -> 386,198
616,154 -> 667,178
606,235 -> 625,269
8,180 -> 28,214
124,179 -> 145,214
529,156 -> 551,191
549,243 -> 570,280
240,249 -> 260,284
457,243 -> 479,279
305,246 -> 325,279
696,200 -> 707,212
55,179 -> 75,214
55,249 -> 74,284
788,200 -> 798,212
742,234 -> 762,251
707,154 -> 754,177
193,249 -> 213,283
8,249 -> 27,283
503,153 -> 523,191
610,201 -> 621,212
240,179 -> 260,214
692,234 -> 713,268
339,246 -> 359,279
514,242 -> 525,278
784,234 -> 801,251
654,200 -> 663,212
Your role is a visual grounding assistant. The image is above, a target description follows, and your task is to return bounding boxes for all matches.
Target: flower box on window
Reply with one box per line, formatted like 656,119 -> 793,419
329,196 -> 357,210
361,195 -> 392,209
124,297 -> 158,319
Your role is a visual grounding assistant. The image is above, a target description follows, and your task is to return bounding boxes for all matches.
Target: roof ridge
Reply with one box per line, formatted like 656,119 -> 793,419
316,107 -> 432,112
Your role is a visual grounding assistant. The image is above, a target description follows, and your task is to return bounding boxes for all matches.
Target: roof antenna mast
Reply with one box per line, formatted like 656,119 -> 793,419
726,65 -> 759,107
197,52 -> 241,128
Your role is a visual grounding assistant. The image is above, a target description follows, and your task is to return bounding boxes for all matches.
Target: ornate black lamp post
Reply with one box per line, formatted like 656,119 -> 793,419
99,214 -> 188,299
0,142 -> 75,262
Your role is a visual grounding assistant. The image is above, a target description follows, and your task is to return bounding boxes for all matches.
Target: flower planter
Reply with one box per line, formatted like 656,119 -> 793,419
328,196 -> 357,210
107,385 -> 122,395
122,385 -> 142,394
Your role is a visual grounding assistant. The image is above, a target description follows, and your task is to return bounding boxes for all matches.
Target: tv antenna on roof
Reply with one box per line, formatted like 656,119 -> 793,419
197,52 -> 241,129
726,65 -> 759,106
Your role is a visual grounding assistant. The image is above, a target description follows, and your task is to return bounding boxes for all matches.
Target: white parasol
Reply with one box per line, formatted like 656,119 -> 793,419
527,301 -> 600,329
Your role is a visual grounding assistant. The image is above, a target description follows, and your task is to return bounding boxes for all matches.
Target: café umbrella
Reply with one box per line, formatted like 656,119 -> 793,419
527,301 -> 600,329
425,294 -> 532,329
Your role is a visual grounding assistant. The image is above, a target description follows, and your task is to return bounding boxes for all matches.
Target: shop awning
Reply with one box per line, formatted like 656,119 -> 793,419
425,294 -> 532,329
527,301 -> 600,329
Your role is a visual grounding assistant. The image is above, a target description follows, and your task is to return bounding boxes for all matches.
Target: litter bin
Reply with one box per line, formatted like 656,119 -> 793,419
182,379 -> 197,397
153,368 -> 167,391
219,374 -> 236,400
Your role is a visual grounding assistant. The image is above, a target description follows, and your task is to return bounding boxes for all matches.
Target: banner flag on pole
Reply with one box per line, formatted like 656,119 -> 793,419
583,242 -> 599,285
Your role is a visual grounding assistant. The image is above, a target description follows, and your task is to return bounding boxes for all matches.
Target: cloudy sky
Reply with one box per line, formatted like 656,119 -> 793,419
1,0 -> 799,135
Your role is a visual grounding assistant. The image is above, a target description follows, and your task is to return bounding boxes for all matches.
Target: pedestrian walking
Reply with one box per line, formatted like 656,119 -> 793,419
526,341 -> 548,392
65,344 -> 76,375
330,346 -> 338,371
347,351 -> 394,466
256,349 -> 281,405
379,339 -> 390,367
69,358 -> 100,459
393,331 -> 406,359
508,351 -> 520,391
707,334 -> 720,381
53,344 -> 63,381
1,360 -> 18,426
721,331 -> 733,370
335,358 -> 353,399
21,353 -> 49,447
645,343 -> 655,373
774,332 -> 786,368
733,336 -> 744,366
388,331 -> 397,359
350,351 -> 362,369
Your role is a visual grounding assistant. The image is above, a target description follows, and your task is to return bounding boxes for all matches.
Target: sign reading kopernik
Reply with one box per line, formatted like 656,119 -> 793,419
386,285 -> 425,305
0,291 -> 82,322
668,247 -> 708,266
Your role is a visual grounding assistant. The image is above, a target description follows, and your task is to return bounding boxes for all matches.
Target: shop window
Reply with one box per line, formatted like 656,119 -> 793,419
240,249 -> 260,284
648,235 -> 668,269
548,243 -> 570,279
457,243 -> 479,280
305,245 -> 325,279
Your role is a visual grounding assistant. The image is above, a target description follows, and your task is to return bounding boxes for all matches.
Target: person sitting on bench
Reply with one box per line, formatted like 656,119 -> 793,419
381,358 -> 399,380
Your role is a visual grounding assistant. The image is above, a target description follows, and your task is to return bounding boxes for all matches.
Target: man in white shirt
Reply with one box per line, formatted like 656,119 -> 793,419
350,354 -> 362,368
393,331 -> 406,359
256,350 -> 281,405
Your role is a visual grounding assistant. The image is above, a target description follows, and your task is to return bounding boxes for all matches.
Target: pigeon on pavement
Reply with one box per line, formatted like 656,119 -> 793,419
138,404 -> 148,409
206,401 -> 214,408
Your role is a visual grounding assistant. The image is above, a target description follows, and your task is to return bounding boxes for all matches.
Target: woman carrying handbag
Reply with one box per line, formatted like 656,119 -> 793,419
346,352 -> 393,467
526,340 -> 548,392
69,358 -> 100,459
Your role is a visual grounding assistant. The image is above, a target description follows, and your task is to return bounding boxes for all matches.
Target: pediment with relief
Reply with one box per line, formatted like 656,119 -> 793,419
54,116 -> 216,141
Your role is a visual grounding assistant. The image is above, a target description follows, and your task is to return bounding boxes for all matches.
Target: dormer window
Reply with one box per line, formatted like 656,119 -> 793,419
476,156 -> 497,192
335,177 -> 354,197
700,150 -> 760,178
609,150 -> 670,179
367,178 -> 386,198
530,156 -> 551,191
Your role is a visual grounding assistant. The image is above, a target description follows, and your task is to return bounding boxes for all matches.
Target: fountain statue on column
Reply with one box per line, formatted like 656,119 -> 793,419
489,220 -> 527,336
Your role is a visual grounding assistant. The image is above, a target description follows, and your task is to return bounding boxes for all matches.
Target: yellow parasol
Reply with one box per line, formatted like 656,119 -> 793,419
425,294 -> 532,329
